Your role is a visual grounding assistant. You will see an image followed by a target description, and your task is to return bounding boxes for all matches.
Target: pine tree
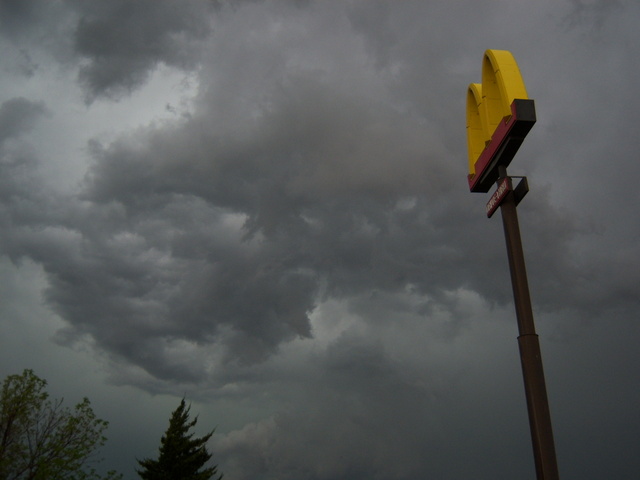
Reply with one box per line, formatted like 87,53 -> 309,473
137,399 -> 222,480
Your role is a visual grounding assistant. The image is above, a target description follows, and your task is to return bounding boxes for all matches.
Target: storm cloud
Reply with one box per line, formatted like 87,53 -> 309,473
1,1 -> 639,479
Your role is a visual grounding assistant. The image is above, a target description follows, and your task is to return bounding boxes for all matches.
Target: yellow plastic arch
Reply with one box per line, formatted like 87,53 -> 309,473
466,83 -> 484,174
466,50 -> 529,175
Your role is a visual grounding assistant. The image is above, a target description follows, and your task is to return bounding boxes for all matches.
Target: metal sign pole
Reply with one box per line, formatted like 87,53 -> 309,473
467,50 -> 560,479
497,169 -> 559,480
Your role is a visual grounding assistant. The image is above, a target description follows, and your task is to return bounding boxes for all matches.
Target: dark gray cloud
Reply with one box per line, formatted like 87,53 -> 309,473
1,0 -> 214,99
73,0 -> 214,101
0,0 -> 48,40
1,1 -> 640,479
0,97 -> 48,143
0,0 -> 77,74
563,0 -> 623,28
213,308 -> 536,480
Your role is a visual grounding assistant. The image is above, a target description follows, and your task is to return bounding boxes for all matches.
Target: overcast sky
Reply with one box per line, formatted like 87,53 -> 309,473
1,1 -> 639,479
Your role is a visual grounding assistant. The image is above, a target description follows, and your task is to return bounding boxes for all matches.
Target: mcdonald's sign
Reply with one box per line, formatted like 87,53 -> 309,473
466,50 -> 536,192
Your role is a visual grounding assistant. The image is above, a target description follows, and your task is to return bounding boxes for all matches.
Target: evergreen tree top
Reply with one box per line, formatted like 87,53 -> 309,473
137,399 -> 222,480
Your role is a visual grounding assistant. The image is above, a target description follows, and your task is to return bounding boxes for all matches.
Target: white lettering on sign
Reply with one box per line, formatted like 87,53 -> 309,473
486,177 -> 511,218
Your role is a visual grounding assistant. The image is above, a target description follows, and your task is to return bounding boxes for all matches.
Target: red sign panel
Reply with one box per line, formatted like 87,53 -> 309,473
486,176 -> 512,218
468,99 -> 536,193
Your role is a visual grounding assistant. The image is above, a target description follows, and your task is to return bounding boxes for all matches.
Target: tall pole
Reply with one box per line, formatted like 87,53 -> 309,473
467,50 -> 560,479
498,169 -> 559,480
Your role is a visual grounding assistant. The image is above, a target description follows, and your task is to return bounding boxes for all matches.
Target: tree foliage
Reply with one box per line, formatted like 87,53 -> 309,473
137,399 -> 222,480
0,369 -> 121,480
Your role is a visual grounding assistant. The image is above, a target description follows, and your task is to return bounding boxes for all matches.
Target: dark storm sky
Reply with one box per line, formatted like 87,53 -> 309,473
1,1 -> 638,479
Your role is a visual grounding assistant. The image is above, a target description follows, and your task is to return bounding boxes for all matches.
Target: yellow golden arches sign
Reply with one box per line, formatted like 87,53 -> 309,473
466,50 -> 536,192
